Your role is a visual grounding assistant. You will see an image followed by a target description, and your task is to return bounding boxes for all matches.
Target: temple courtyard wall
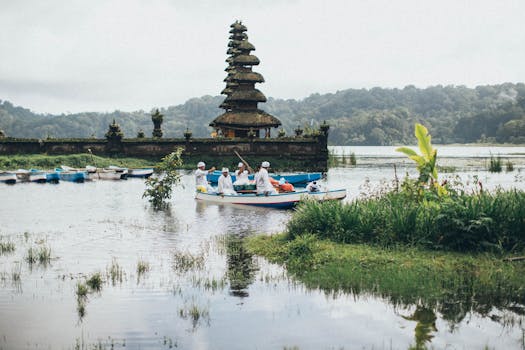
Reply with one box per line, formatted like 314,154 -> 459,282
0,137 -> 328,171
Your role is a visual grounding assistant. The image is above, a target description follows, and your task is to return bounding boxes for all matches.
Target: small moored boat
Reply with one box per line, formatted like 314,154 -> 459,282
56,166 -> 87,183
127,168 -> 154,178
0,171 -> 17,184
15,169 -> 47,183
195,188 -> 346,209
207,171 -> 321,185
86,166 -> 127,180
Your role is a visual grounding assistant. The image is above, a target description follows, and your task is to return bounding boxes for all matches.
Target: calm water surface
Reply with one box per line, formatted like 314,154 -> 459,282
1,146 -> 524,349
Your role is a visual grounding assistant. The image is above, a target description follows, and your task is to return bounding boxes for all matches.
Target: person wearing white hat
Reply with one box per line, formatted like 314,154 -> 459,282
195,161 -> 215,192
217,167 -> 236,195
255,161 -> 276,195
233,162 -> 250,185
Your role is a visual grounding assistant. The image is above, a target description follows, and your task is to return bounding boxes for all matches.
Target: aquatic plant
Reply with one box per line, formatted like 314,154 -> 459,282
0,240 -> 15,255
178,302 -> 210,329
172,251 -> 205,273
37,246 -> 51,264
107,259 -> 124,285
489,154 -> 502,173
76,282 -> 88,299
143,147 -> 184,210
506,159 -> 514,172
86,272 -> 103,292
25,247 -> 37,264
136,260 -> 150,276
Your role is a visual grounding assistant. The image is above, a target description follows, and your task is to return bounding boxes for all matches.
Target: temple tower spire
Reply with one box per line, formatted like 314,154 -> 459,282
210,20 -> 281,138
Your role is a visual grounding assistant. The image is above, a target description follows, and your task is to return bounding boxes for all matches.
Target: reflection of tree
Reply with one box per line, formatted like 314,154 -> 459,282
402,305 -> 437,350
224,234 -> 258,297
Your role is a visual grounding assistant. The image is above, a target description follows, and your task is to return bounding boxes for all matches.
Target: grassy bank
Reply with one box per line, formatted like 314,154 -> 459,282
0,153 -> 322,172
246,233 -> 525,348
0,154 -> 156,169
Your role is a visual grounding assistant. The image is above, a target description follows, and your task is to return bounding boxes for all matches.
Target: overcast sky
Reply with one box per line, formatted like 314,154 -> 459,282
1,0 -> 524,114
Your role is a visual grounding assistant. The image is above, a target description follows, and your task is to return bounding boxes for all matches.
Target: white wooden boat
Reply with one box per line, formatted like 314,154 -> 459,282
15,169 -> 47,183
128,168 -> 154,178
86,166 -> 127,180
195,189 -> 347,209
0,171 -> 17,184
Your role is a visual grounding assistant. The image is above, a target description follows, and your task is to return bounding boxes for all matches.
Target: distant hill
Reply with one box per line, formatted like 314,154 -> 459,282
1,83 -> 524,145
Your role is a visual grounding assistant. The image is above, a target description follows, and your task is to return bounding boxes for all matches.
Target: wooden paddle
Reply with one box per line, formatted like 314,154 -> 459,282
234,150 -> 254,173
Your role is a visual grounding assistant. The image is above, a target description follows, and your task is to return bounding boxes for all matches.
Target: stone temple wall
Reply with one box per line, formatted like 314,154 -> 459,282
0,136 -> 329,171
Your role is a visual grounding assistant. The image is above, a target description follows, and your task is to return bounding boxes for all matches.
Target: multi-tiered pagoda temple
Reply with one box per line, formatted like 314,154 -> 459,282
209,21 -> 281,138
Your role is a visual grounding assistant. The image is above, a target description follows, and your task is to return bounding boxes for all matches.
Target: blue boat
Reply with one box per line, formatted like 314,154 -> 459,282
207,171 -> 322,185
44,171 -> 60,183
55,168 -> 87,183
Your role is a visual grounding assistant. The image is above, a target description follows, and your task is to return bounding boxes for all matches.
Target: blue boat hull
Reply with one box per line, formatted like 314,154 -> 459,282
207,171 -> 321,185
58,172 -> 87,183
45,172 -> 60,183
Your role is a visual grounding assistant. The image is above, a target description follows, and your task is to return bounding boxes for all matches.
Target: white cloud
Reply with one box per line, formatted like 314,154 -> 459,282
0,0 -> 524,113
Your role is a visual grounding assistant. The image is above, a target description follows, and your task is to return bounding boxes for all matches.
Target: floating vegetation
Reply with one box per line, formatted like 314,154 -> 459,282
172,251 -> 205,273
86,272 -> 103,292
0,239 -> 15,255
107,259 -> 125,285
25,245 -> 52,266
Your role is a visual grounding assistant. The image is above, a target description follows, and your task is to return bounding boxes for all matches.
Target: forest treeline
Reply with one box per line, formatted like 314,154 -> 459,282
1,83 -> 524,145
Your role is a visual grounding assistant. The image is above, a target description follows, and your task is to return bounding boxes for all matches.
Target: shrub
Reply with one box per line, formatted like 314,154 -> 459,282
287,189 -> 525,253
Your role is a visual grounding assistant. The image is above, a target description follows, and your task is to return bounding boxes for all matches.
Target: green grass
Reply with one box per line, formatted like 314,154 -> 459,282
247,233 -> 525,327
0,153 -> 324,171
287,189 -> 525,253
0,153 -> 156,170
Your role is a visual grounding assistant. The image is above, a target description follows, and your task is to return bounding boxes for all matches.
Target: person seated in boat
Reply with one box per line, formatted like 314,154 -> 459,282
217,167 -> 237,195
306,181 -> 321,192
233,162 -> 250,185
255,161 -> 277,196
195,161 -> 215,193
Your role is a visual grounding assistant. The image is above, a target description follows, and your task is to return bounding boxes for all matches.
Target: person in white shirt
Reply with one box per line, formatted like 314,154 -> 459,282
233,162 -> 250,185
255,161 -> 276,195
217,168 -> 237,195
306,181 -> 321,192
195,161 -> 215,192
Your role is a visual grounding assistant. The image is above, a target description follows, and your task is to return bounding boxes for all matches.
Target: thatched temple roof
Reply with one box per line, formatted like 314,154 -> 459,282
210,110 -> 281,129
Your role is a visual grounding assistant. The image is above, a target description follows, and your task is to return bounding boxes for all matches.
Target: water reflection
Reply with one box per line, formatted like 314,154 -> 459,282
224,233 -> 258,298
401,306 -> 437,349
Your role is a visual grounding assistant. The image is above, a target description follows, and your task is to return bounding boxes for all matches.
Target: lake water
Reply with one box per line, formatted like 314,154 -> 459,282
1,146 -> 524,349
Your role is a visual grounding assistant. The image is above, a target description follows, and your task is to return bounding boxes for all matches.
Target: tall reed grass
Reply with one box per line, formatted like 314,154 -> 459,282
287,189 -> 525,252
